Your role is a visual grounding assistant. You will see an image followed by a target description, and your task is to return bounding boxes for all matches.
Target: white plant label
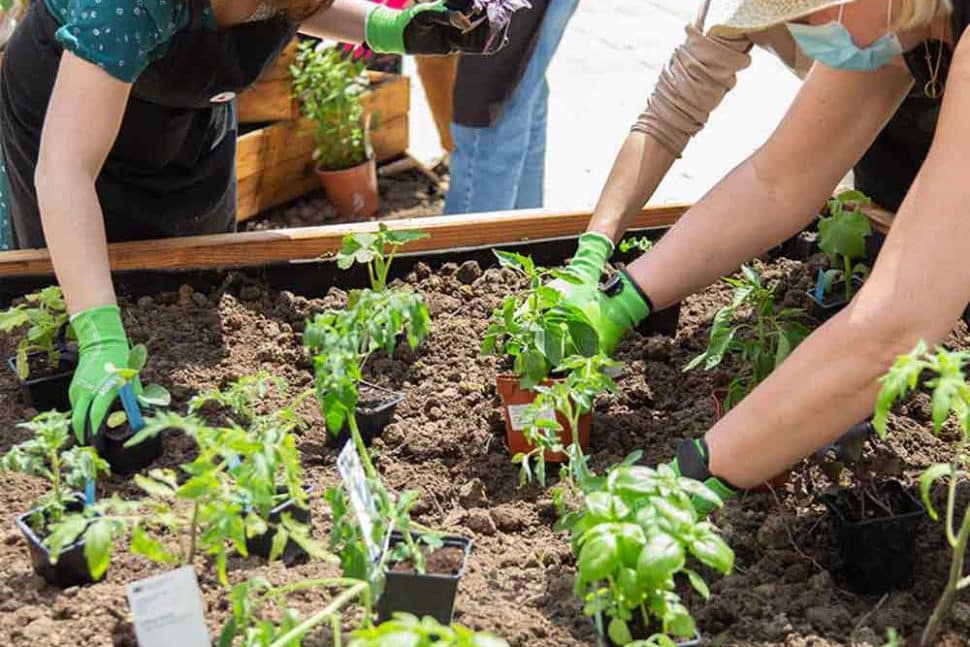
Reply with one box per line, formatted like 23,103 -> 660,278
337,441 -> 381,561
507,404 -> 556,432
125,567 -> 209,647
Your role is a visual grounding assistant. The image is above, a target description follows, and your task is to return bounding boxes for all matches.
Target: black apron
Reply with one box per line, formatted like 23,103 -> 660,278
853,5 -> 968,211
0,0 -> 297,248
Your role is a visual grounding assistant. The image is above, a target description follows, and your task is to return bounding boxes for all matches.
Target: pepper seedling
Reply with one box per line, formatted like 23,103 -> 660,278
481,251 -> 599,389
873,341 -> 970,646
564,462 -> 734,645
0,411 -> 120,579
0,286 -> 73,380
685,265 -> 808,411
103,344 -> 172,432
818,190 -> 873,303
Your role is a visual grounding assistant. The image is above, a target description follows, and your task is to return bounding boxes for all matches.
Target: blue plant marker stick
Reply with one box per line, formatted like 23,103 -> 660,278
814,269 -> 827,302
118,383 -> 145,432
85,479 -> 95,506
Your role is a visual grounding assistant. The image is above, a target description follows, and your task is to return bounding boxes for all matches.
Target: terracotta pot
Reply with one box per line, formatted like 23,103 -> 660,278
315,156 -> 379,219
495,374 -> 591,463
711,388 -> 789,491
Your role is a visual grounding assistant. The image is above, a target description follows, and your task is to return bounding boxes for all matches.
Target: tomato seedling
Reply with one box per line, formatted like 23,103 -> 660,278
348,613 -> 508,647
685,265 -> 808,411
818,190 -> 873,302
873,342 -> 970,646
0,286 -> 73,380
0,411 -> 117,578
102,344 -> 171,432
481,251 -> 599,389
564,462 -> 734,645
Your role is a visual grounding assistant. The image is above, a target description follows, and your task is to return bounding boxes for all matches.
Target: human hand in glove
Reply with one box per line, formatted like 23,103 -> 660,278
69,305 -> 140,443
365,0 -> 515,55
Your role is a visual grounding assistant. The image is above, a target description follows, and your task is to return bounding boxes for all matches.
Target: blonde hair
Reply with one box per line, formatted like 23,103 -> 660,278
894,0 -> 951,30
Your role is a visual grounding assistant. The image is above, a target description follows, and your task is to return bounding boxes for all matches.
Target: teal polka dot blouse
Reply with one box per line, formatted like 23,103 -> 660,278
0,0 -> 217,250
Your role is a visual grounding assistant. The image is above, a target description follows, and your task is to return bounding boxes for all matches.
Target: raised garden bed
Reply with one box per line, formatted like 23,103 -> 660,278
0,206 -> 965,645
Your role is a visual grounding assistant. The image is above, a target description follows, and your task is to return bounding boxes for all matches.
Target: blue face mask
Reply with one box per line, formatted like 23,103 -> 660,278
787,13 -> 902,71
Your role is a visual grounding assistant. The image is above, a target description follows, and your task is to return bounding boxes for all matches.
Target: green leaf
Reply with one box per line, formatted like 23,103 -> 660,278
636,532 -> 685,583
139,384 -> 171,408
130,525 -> 178,564
269,528 -> 289,562
578,527 -> 620,583
45,515 -> 88,560
176,473 -> 220,500
684,568 -> 711,600
689,532 -> 734,574
107,411 -> 128,429
129,344 -> 148,372
608,618 -> 633,646
135,472 -> 177,498
83,519 -> 113,579
919,463 -> 952,521
818,206 -> 871,263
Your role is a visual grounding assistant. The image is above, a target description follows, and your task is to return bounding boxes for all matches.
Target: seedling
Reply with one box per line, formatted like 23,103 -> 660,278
0,286 -> 72,380
873,342 -> 970,646
481,251 -> 599,388
218,576 -> 373,647
103,344 -> 171,433
336,224 -> 430,293
516,354 -> 621,489
348,613 -> 508,647
818,190 -> 873,303
564,461 -> 734,645
0,411 -> 117,578
685,265 -> 808,411
292,41 -> 370,172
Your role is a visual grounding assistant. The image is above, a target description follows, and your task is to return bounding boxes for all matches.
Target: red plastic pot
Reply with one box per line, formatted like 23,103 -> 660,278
711,389 -> 789,491
495,374 -> 591,463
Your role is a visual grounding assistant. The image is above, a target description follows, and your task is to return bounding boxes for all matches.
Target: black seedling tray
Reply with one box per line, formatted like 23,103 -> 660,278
92,417 -> 163,475
806,276 -> 865,322
16,493 -> 104,588
329,383 -> 404,449
6,349 -> 77,412
821,480 -> 924,594
377,531 -> 472,625
245,485 -> 313,566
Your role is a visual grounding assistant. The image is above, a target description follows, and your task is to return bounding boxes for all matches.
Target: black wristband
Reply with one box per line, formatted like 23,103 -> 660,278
619,266 -> 655,312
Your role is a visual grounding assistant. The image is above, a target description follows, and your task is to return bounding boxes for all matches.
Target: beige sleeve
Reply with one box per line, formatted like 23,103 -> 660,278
632,24 -> 754,157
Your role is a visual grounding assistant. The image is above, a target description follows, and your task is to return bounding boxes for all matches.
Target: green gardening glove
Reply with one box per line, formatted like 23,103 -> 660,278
69,305 -> 138,443
365,1 -> 505,55
669,438 -> 738,516
572,268 -> 651,355
550,232 -> 615,305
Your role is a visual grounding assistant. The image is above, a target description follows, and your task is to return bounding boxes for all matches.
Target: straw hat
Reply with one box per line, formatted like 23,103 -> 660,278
702,0 -> 855,36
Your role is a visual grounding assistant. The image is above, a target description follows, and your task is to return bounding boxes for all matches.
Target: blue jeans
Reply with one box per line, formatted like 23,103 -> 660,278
444,0 -> 579,214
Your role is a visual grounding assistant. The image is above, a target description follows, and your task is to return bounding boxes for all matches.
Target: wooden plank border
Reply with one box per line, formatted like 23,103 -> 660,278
0,203 -> 689,277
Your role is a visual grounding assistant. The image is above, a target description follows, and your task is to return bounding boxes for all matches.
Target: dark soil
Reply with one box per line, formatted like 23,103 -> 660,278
1,252 -> 969,645
390,545 -> 465,576
241,168 -> 445,232
827,481 -> 920,523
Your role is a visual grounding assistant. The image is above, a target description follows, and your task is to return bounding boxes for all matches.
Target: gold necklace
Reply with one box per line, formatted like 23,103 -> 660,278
923,31 -> 945,99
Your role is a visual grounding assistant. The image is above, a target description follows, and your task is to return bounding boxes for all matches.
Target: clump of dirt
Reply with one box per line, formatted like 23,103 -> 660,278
390,545 -> 465,576
0,253 -> 967,646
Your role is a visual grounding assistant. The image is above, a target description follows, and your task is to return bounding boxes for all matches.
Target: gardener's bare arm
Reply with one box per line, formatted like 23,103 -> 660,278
35,53 -> 131,315
588,26 -> 753,242
298,0 -> 371,42
709,38 -> 970,488
627,60 -> 912,310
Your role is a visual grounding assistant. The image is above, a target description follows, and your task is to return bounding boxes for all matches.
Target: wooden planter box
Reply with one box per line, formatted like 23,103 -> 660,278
236,41 -> 300,124
235,71 -> 410,222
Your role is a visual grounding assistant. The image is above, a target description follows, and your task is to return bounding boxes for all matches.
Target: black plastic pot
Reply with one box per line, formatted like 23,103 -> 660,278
92,419 -> 163,475
821,480 -> 924,594
376,531 -> 472,624
5,349 -> 77,412
328,383 -> 404,449
246,485 -> 313,565
773,230 -> 819,262
15,493 -> 104,588
806,276 -> 865,322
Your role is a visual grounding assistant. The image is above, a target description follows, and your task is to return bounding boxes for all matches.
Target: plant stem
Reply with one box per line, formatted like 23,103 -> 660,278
49,448 -> 62,518
348,416 -> 378,481
268,581 -> 369,647
843,255 -> 853,302
186,501 -> 200,564
921,502 -> 970,646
